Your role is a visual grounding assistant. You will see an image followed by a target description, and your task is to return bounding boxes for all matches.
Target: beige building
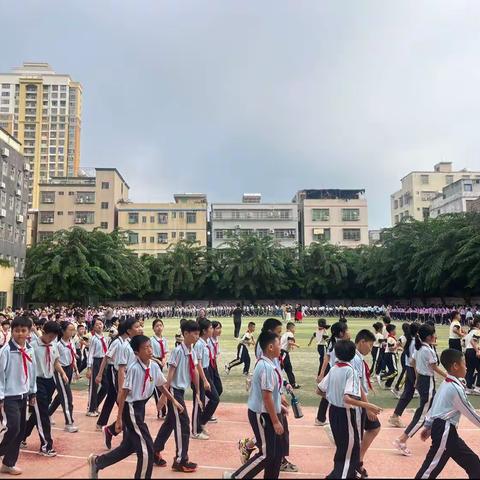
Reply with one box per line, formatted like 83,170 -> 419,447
33,168 -> 129,244
0,63 -> 82,209
117,194 -> 207,256
391,162 -> 480,225
295,189 -> 369,247
0,265 -> 14,309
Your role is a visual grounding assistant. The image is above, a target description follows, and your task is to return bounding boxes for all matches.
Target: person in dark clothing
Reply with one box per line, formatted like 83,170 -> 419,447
233,304 -> 243,339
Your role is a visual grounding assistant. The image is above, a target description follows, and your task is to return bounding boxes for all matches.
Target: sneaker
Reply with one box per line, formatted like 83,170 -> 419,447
223,472 -> 233,479
208,416 -> 218,423
0,465 -> 22,476
19,442 -> 27,450
413,391 -> 419,398
102,425 -> 112,450
200,426 -> 210,436
393,439 -> 412,457
315,419 -> 328,426
65,424 -> 79,433
390,388 -> 401,399
324,424 -> 335,445
356,461 -> 368,479
172,460 -> 197,473
95,424 -> 103,431
153,452 -> 167,467
473,388 -> 480,396
86,411 -> 99,417
224,364 -> 230,375
375,374 -> 382,386
191,432 -> 209,440
292,384 -> 301,389
39,448 -> 57,457
388,415 -> 404,428
280,460 -> 299,472
87,454 -> 99,479
49,416 -> 56,426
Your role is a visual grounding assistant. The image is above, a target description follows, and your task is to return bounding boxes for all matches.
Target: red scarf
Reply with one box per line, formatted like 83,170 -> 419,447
363,360 -> 372,390
188,352 -> 196,382
19,347 -> 32,384
44,343 -> 52,373
445,377 -> 455,383
336,362 -> 350,367
141,366 -> 151,395
158,338 -> 165,359
100,336 -> 107,354
208,345 -> 216,368
66,342 -> 76,367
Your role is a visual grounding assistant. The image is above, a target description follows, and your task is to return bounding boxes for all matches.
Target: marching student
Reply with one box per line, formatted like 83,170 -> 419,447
224,331 -> 285,480
23,320 -> 68,456
380,324 -> 398,390
464,316 -> 480,395
0,316 -> 37,475
153,320 -> 200,473
226,322 -> 255,376
88,335 -> 185,480
280,322 -> 301,389
394,323 -> 447,456
48,321 -> 79,433
307,318 -> 330,375
208,320 -> 223,402
389,323 -> 420,428
174,319 -> 187,347
0,318 -> 11,347
74,324 -> 88,374
317,340 -> 382,479
391,323 -> 410,398
86,319 -> 109,417
448,310 -> 465,351
352,329 -> 381,479
415,348 -> 480,479
150,318 -> 168,418
374,316 -> 391,379
370,322 -> 384,374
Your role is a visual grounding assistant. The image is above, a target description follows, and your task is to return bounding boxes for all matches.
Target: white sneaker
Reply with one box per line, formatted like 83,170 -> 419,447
49,416 -> 56,426
224,365 -> 230,375
315,419 -> 328,426
223,472 -> 233,479
324,424 -> 335,445
200,426 -> 210,436
390,388 -> 401,399
466,388 -> 475,395
473,388 -> 480,396
65,424 -> 79,433
191,432 -> 209,440
208,417 -> 218,423
0,465 -> 22,475
86,411 -> 99,417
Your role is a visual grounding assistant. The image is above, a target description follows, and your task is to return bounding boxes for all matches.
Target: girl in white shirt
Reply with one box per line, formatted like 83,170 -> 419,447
464,317 -> 480,394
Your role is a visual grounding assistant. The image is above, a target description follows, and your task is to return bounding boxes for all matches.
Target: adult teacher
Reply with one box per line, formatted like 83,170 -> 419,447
233,303 -> 242,338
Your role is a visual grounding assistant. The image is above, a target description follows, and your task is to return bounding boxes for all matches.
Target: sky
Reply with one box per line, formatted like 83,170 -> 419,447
2,0 -> 480,229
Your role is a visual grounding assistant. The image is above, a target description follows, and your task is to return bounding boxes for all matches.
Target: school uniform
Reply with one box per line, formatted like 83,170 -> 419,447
208,336 -> 223,397
280,331 -> 296,386
48,338 -> 76,426
317,339 -> 338,423
230,356 -> 284,479
0,340 -> 37,468
375,328 -> 388,375
464,329 -> 480,390
404,343 -> 437,438
318,361 -> 361,479
87,333 -> 108,413
448,320 -> 463,351
370,332 -> 383,374
150,335 -> 168,416
415,375 -> 480,479
24,337 -> 60,453
74,333 -> 88,373
95,359 -> 167,479
394,340 -> 417,416
394,335 -> 408,391
380,335 -> 398,387
228,331 -> 253,374
154,343 -> 197,465
314,328 -> 329,375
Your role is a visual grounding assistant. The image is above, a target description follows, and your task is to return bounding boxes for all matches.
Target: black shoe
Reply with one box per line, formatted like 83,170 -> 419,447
356,462 -> 368,479
102,426 -> 112,450
293,384 -> 301,389
172,460 -> 197,473
154,452 -> 167,467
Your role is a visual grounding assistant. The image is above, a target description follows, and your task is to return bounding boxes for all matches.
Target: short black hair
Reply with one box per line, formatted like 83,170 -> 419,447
355,329 -> 375,344
248,322 -> 256,328
181,319 -> 200,334
440,348 -> 464,371
258,331 -> 279,352
386,324 -> 396,334
261,318 -> 282,333
43,320 -> 62,335
372,321 -> 383,333
198,319 -> 212,336
382,316 -> 391,324
211,320 -> 222,329
152,318 -> 164,329
130,334 -> 150,353
451,310 -> 459,320
11,316 -> 32,330
334,340 -> 356,362
286,322 -> 295,330
124,317 -> 139,333
1,319 -> 10,326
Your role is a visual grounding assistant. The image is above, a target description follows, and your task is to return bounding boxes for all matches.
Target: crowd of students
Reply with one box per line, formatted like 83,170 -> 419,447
0,306 -> 479,479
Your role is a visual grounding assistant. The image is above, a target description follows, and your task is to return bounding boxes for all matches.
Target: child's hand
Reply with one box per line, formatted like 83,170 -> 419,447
367,404 -> 382,416
420,428 -> 431,442
115,418 -> 122,433
273,421 -> 284,436
95,375 -> 102,385
281,405 -> 289,415
204,380 -> 211,392
157,396 -> 167,413
86,369 -> 91,380
366,410 -> 378,422
173,400 -> 184,414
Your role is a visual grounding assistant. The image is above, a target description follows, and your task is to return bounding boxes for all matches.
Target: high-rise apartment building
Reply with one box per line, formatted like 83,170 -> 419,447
429,178 -> 480,219
295,189 -> 369,247
390,162 -> 480,225
0,63 -> 82,208
117,194 -> 208,256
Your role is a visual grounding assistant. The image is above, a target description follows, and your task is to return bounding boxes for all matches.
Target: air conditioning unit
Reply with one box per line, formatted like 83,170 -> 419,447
74,218 -> 84,224
16,214 -> 24,223
0,182 -> 5,189
0,209 -> 6,218
1,147 -> 9,157
269,228 -> 275,234
24,163 -> 31,172
15,189 -> 21,197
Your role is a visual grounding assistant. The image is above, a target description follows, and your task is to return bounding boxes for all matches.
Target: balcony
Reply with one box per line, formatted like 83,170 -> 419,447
16,214 -> 24,223
40,217 -> 54,224
75,195 -> 95,204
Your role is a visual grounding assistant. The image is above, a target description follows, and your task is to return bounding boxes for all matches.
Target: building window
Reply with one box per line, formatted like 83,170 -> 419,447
171,211 -> 177,219
150,236 -> 155,243
343,228 -> 361,241
75,211 -> 95,225
464,183 -> 473,192
157,233 -> 168,244
127,232 -> 138,244
39,212 -> 54,224
171,231 -> 177,239
128,213 -> 139,224
40,191 -> 55,204
142,216 -> 147,223
420,174 -> 429,185
150,216 -> 155,223
186,232 -> 197,241
157,212 -> 168,224
179,212 -> 184,219
342,208 -> 360,222
101,182 -> 110,189
179,231 -> 184,239
101,202 -> 109,209
422,208 -> 430,220
394,214 -> 399,224
100,222 -> 108,229
274,229 -> 296,239
312,209 -> 329,222
141,236 -> 147,243
186,212 -> 197,224
57,211 -> 63,216
394,199 -> 398,209
0,292 -> 6,311
312,228 -> 331,242
76,192 -> 95,204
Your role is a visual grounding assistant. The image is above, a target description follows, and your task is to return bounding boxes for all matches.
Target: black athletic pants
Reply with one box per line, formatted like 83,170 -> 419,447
231,410 -> 284,479
375,347 -> 385,375
234,321 -> 241,339
201,368 -> 219,425
394,352 -> 407,391
88,357 -> 108,413
228,344 -> 251,374
448,339 -> 462,352
415,419 -> 480,479
97,365 -> 118,427
49,365 -> 75,425
191,378 -> 205,436
0,396 -> 27,467
317,345 -> 325,376
394,366 -> 416,417
465,349 -> 480,389
405,375 -> 435,438
317,364 -> 330,423
96,400 -> 154,479
209,364 -> 223,397
280,350 -> 296,386
154,388 -> 190,464
381,352 -> 398,388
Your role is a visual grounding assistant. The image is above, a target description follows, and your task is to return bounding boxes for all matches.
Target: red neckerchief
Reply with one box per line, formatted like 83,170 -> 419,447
183,344 -> 196,382
445,378 -> 454,383
99,335 -> 107,354
336,362 -> 350,367
363,360 -> 372,390
18,346 -> 32,384
279,352 -> 285,368
141,364 -> 152,395
157,338 -> 165,359
208,344 -> 216,368
65,341 -> 76,367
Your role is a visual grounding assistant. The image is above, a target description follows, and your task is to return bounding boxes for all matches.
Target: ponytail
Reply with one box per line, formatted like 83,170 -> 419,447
328,321 -> 348,351
405,322 -> 419,355
416,324 -> 435,350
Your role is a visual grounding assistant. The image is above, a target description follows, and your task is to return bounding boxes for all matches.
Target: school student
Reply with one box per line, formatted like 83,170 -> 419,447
88,335 -> 185,480
389,323 -> 419,428
374,316 -> 391,379
74,324 -> 88,374
174,319 -> 187,347
415,348 -> 480,479
317,340 -> 382,479
464,317 -> 480,395
208,320 -> 223,401
23,320 -> 68,456
391,323 -> 410,398
280,322 -> 300,389
0,316 -> 37,475
394,324 -> 447,456
0,318 -> 11,347
308,319 -> 330,376
448,310 -> 465,351
48,321 -> 79,433
226,322 -> 255,376
150,318 -> 168,419
370,322 -> 384,374
86,319 -> 109,416
380,324 -> 398,389
153,320 -> 200,473
223,331 -> 285,479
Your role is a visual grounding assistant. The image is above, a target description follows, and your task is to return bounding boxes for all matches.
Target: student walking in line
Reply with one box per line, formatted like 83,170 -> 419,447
225,322 -> 255,376
464,316 -> 480,395
308,319 -> 330,376
280,322 -> 300,388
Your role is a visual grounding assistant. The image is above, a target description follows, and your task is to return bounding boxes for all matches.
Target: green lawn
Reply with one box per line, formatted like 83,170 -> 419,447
74,316 -> 480,410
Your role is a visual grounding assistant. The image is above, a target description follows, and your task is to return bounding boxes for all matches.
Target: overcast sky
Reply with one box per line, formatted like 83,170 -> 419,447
2,0 -> 480,228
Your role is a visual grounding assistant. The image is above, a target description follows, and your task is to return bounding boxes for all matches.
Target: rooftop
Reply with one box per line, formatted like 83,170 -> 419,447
295,189 -> 366,201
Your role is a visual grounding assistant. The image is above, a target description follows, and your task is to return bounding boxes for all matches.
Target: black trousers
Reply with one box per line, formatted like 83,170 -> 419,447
98,365 -> 118,427
395,353 -> 407,390
24,377 -> 56,451
201,368 -> 219,425
326,405 -> 360,479
380,352 -> 398,388
154,388 -> 190,464
465,349 -> 480,389
370,346 -> 379,374
405,375 -> 435,438
317,364 -> 331,423
375,347 -> 385,375
394,366 -> 416,417
228,344 -> 251,374
234,320 -> 242,339
49,365 -> 74,425
448,339 -> 462,352
317,345 -> 325,376
415,419 -> 480,479
191,378 -> 206,436
209,364 -> 223,397
88,357 -> 108,413
96,400 -> 154,479
76,348 -> 87,373
231,410 -> 284,479
280,350 -> 296,386
0,396 -> 27,467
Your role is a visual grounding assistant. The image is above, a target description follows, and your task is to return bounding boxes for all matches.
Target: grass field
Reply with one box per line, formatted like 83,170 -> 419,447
74,316 -> 480,409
